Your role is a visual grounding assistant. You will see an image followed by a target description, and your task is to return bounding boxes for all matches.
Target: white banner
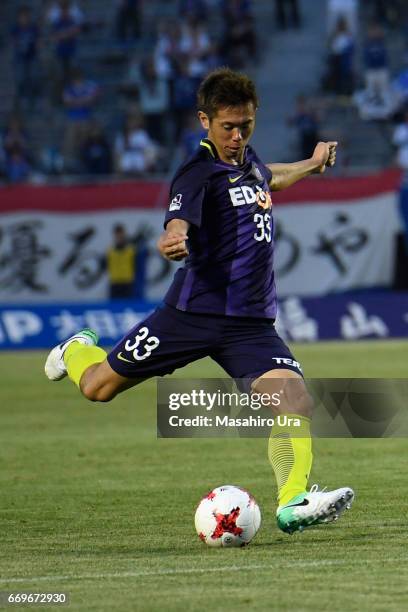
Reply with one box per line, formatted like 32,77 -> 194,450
0,211 -> 177,303
0,192 -> 402,303
274,193 -> 402,296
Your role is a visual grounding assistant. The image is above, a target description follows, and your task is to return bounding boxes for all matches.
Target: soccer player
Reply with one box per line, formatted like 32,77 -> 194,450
45,68 -> 354,534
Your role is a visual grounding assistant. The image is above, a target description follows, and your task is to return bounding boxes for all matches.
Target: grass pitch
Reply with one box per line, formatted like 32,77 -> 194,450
0,341 -> 408,611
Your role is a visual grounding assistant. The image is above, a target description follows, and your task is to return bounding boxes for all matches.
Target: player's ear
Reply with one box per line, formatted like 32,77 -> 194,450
198,111 -> 210,131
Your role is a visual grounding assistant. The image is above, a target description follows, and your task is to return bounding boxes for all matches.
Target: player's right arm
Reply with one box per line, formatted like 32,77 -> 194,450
157,219 -> 190,261
159,157 -> 208,261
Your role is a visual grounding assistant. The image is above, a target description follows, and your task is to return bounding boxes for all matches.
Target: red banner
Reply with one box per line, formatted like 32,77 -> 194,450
0,168 -> 401,213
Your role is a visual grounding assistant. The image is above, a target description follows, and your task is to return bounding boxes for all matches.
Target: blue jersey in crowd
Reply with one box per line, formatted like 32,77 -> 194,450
11,24 -> 39,61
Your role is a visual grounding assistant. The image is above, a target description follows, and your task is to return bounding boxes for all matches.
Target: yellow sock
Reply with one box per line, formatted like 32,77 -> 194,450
64,341 -> 107,387
268,414 -> 313,506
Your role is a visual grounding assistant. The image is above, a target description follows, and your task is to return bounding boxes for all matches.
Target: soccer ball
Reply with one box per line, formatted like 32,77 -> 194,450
194,485 -> 261,547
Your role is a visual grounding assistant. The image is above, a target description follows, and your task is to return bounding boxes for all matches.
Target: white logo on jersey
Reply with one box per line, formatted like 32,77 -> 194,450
169,193 -> 183,211
229,185 -> 272,210
229,186 -> 257,206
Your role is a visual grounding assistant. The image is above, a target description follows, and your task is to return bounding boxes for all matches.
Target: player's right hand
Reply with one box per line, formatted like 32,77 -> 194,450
157,231 -> 189,261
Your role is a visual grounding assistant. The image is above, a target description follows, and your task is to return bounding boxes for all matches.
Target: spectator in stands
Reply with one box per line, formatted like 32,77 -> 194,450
179,17 -> 212,78
180,112 -> 206,159
47,1 -> 102,35
220,0 -> 257,67
179,0 -> 208,21
49,0 -> 83,86
46,0 -> 84,25
114,113 -> 160,175
106,224 -> 136,299
392,111 -> 408,170
327,0 -> 359,37
367,0 -> 403,29
11,6 -> 40,108
353,23 -> 397,120
81,122 -> 112,175
127,55 -> 170,144
288,95 -> 321,159
154,19 -> 183,111
154,19 -> 180,77
0,116 -> 31,183
393,62 -> 408,110
62,68 -> 100,170
151,14 -> 217,141
6,151 -> 31,183
326,16 -> 355,96
1,116 -> 29,161
363,24 -> 390,104
275,0 -> 302,30
115,0 -> 142,43
171,63 -> 200,139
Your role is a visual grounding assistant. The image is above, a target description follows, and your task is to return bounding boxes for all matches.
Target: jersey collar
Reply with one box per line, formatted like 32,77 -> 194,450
199,138 -> 248,165
200,138 -> 219,159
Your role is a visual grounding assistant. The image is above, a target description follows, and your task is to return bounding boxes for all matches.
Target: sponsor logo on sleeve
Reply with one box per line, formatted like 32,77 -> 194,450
169,193 -> 183,211
253,165 -> 263,181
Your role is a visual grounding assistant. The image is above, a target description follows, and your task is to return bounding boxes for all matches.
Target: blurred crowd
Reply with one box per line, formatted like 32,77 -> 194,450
318,0 -> 408,170
0,0 -> 263,183
281,0 -> 408,171
4,0 -> 408,183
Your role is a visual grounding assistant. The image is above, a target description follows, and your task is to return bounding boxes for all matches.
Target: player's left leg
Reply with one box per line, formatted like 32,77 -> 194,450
252,369 -> 313,509
214,319 -> 354,534
252,370 -> 354,534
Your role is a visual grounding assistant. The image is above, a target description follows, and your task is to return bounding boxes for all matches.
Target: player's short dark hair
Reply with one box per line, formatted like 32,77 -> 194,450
197,68 -> 258,119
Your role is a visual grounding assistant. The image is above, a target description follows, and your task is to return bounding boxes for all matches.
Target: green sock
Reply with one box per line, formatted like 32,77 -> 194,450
268,415 -> 313,506
64,341 -> 107,387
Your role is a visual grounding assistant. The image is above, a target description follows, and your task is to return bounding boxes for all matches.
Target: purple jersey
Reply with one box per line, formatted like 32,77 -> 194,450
164,138 -> 277,319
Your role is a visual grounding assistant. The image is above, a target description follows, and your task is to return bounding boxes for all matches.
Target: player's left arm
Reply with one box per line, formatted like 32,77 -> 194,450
267,141 -> 337,191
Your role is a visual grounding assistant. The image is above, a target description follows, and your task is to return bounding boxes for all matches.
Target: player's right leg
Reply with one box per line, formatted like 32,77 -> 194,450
44,329 -> 134,401
44,329 -> 100,382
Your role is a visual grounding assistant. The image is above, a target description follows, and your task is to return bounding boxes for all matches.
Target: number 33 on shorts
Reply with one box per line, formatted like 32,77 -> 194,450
123,326 -> 160,361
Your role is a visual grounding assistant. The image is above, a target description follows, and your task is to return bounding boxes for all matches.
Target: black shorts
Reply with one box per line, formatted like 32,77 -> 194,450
107,303 -> 302,389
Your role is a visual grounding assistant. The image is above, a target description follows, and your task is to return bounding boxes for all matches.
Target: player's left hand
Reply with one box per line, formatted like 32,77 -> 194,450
311,141 -> 337,174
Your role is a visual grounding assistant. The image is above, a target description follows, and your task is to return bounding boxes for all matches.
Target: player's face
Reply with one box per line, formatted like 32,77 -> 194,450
198,103 -> 256,164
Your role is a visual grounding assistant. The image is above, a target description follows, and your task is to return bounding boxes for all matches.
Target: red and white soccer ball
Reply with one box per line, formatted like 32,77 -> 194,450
195,485 -> 261,547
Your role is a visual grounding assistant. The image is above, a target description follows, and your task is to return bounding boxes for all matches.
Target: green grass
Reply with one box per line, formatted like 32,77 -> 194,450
1,341 -> 408,611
